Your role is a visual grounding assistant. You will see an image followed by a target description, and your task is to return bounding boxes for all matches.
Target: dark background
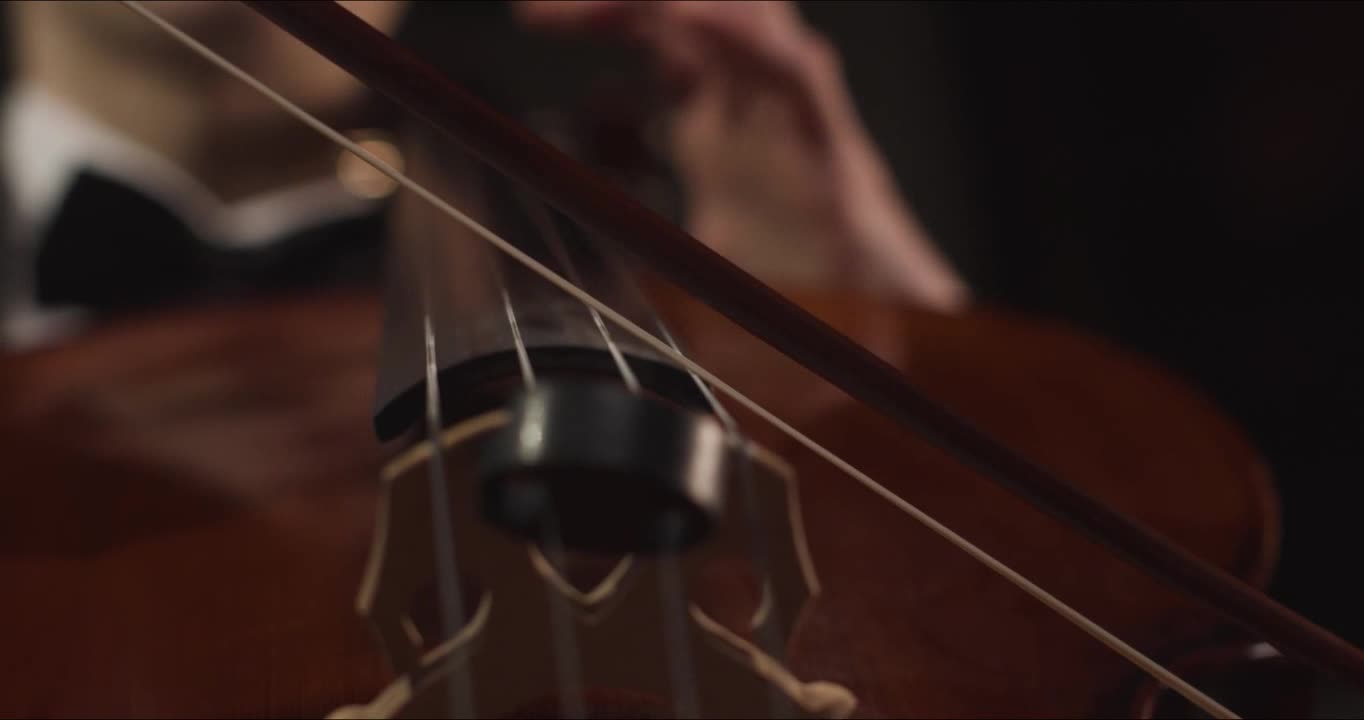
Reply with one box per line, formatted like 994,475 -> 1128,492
834,0 -> 1364,650
401,0 -> 1364,648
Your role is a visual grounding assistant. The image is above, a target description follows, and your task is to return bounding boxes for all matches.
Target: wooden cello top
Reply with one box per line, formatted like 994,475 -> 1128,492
0,288 -> 1281,717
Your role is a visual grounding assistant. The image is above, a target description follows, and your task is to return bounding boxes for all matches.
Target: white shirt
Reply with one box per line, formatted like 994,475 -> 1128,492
0,84 -> 377,349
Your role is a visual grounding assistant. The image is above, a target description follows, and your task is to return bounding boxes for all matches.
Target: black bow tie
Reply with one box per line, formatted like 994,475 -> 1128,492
36,171 -> 386,312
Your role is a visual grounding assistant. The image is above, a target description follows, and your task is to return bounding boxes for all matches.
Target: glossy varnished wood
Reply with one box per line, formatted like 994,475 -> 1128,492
0,290 -> 1280,717
659,288 -> 1281,717
0,296 -> 390,718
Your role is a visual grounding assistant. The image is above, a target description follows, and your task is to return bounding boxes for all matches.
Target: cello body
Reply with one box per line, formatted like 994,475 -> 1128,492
0,287 -> 1279,718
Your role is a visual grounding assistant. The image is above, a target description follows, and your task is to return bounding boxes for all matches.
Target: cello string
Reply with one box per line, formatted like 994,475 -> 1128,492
656,309 -> 792,719
518,190 -> 703,716
119,5 -> 1237,717
497,276 -> 535,390
487,253 -> 587,720
658,549 -> 703,719
419,206 -> 477,719
609,247 -> 790,717
519,192 -> 640,393
603,244 -> 739,430
538,513 -> 587,720
501,280 -> 535,387
736,459 -> 794,718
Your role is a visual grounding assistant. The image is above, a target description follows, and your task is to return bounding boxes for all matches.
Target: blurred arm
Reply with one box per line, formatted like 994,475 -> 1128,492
517,0 -> 970,313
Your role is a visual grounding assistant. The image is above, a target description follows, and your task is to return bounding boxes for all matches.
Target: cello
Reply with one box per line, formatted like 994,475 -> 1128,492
1,1 -> 1361,717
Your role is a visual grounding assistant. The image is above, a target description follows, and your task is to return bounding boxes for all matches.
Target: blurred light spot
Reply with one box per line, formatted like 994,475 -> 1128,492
337,130 -> 402,199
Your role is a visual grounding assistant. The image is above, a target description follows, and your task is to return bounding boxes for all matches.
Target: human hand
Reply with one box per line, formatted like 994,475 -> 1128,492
516,0 -> 968,311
